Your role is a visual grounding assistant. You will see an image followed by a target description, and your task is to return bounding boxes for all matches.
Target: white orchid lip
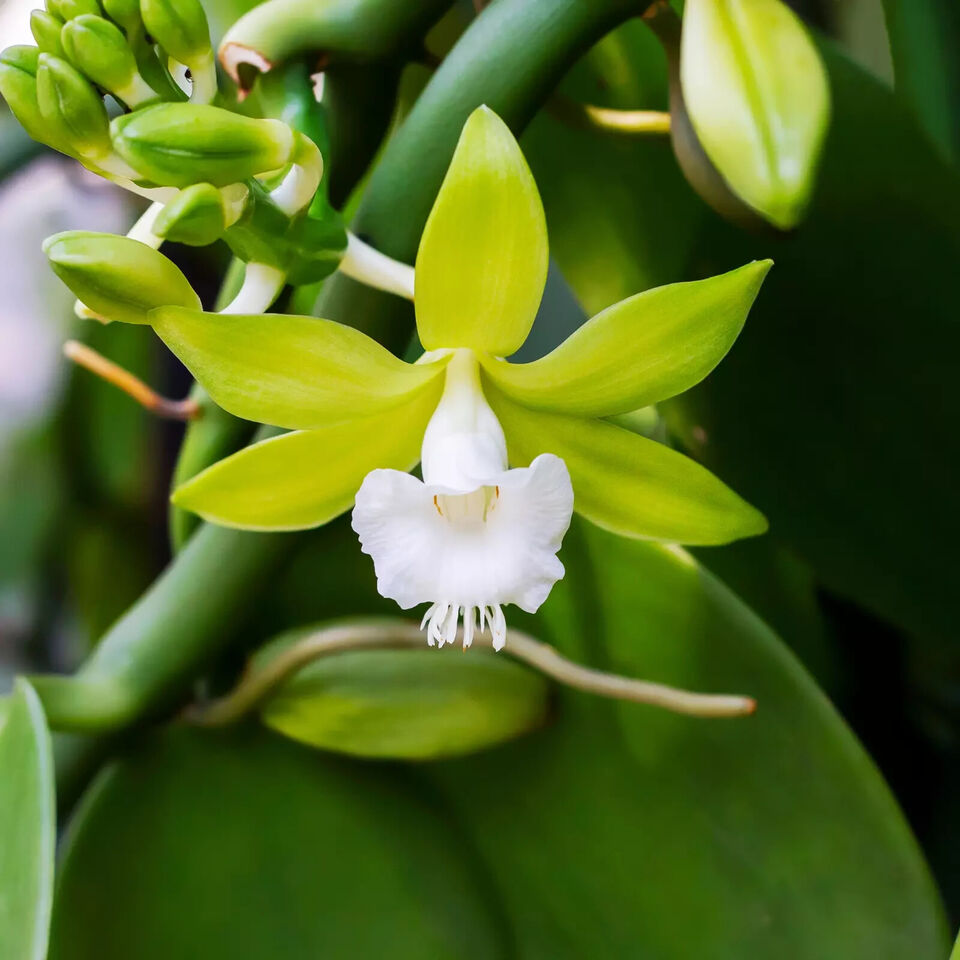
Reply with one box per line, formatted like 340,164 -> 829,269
352,349 -> 573,650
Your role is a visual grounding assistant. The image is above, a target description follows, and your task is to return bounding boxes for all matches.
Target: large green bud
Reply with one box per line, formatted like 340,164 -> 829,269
111,103 -> 295,187
35,53 -> 110,161
30,10 -> 66,56
44,231 -> 201,324
0,46 -> 57,147
61,15 -> 155,106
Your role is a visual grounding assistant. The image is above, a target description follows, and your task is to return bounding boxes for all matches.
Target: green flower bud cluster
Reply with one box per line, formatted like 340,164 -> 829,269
1,0 -> 347,316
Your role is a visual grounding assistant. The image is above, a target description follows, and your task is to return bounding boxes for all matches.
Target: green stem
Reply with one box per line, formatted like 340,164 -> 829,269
219,0 -> 453,91
44,0 -> 638,742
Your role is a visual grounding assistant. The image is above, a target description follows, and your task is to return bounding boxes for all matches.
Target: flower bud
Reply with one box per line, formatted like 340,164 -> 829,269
256,642 -> 549,760
35,53 -> 110,161
101,0 -> 141,36
61,15 -> 155,106
30,10 -> 66,57
44,230 -> 201,324
50,0 -> 102,21
674,0 -> 830,229
111,103 -> 295,187
139,0 -> 210,67
153,182 -> 226,245
0,46 -> 57,147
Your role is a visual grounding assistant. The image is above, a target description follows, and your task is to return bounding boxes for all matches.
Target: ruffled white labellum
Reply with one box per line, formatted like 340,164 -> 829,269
352,349 -> 573,650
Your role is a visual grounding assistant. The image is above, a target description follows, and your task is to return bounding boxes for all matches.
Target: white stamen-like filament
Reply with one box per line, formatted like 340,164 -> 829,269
421,602 -> 508,651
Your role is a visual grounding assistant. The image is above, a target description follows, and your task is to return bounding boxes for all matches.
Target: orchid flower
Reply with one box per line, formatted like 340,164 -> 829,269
149,106 -> 770,648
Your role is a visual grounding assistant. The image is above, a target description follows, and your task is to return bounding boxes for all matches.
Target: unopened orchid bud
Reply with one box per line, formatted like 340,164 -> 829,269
35,53 -> 111,161
51,0 -> 102,21
153,182 -> 227,246
61,15 -> 155,107
139,0 -> 216,101
30,10 -> 66,56
44,231 -> 201,324
111,103 -> 295,187
101,0 -> 141,36
139,0 -> 209,66
0,46 -> 57,147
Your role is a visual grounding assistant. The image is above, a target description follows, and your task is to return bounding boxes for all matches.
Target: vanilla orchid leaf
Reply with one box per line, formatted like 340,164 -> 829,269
415,105 -> 547,357
172,381 -> 442,530
482,260 -> 770,417
489,389 -> 766,545
152,307 -> 447,431
0,679 -> 55,960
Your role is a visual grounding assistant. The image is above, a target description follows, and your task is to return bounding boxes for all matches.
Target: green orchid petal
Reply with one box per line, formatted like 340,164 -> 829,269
489,388 -> 767,545
415,105 -> 547,357
482,260 -> 771,417
172,381 -> 442,531
152,307 -> 449,431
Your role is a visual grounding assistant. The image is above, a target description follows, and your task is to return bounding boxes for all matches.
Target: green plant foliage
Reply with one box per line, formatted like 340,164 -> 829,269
257,638 -> 549,759
419,522 -> 948,956
50,727 -> 508,959
0,679 -> 55,960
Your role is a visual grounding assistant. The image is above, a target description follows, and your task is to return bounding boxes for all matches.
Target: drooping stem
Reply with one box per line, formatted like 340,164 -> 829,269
188,619 -> 757,726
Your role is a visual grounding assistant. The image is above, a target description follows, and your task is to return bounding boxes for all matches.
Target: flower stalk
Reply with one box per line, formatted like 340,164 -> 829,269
187,619 -> 757,727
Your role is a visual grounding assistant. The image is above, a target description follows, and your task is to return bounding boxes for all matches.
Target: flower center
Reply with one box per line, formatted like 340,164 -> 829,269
433,485 -> 500,522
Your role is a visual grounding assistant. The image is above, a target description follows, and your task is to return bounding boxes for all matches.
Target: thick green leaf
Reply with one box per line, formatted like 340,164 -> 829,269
680,0 -> 831,228
50,727 -> 507,959
881,0 -> 960,161
489,386 -> 766,545
415,105 -> 547,356
0,679 -> 55,960
152,306 -> 447,430
173,379 -> 442,530
418,521 -> 948,957
482,260 -> 770,416
257,634 -> 548,760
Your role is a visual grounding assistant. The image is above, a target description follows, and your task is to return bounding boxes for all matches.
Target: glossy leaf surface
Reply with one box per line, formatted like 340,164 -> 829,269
153,306 -> 447,430
50,727 -> 507,960
421,522 -> 948,957
415,105 -> 547,356
483,260 -> 770,416
0,679 -> 55,960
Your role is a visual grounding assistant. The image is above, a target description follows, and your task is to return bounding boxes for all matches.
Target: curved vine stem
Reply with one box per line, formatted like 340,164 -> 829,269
188,619 -> 757,726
